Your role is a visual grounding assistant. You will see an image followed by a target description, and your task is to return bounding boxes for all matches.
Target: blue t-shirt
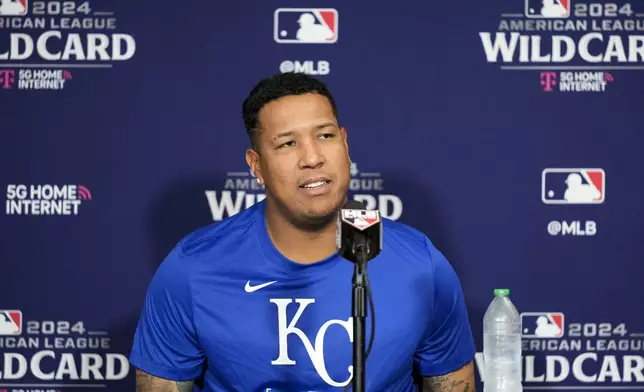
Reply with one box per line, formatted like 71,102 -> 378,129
129,200 -> 475,391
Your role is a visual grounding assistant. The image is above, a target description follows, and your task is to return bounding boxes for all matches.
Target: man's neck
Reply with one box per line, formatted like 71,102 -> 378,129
265,204 -> 338,264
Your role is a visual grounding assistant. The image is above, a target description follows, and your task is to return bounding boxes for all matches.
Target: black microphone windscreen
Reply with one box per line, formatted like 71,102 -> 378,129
337,198 -> 382,263
344,199 -> 365,210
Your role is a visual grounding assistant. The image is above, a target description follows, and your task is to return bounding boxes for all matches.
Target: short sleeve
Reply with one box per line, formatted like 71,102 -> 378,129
129,244 -> 205,381
413,238 -> 476,376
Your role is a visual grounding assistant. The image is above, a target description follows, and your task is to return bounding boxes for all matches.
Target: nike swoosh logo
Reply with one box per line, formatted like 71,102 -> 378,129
244,280 -> 277,293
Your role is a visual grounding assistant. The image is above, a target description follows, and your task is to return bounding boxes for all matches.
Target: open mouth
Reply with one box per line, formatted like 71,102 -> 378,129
299,180 -> 331,189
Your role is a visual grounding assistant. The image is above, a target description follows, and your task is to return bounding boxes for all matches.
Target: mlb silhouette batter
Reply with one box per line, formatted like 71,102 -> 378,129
564,173 -> 601,203
0,312 -> 19,335
296,13 -> 335,42
535,316 -> 562,337
0,0 -> 25,15
540,0 -> 568,17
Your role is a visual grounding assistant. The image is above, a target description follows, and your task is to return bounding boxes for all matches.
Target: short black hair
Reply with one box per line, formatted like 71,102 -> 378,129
242,73 -> 339,151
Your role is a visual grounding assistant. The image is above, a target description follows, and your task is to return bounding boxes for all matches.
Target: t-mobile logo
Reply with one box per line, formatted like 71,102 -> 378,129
540,72 -> 557,92
0,70 -> 15,89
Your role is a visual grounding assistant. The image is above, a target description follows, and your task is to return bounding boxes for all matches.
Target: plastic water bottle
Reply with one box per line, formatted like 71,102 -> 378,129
483,288 -> 522,392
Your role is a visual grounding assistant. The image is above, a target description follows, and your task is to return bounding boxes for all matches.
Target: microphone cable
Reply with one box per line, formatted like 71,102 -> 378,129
364,270 -> 376,358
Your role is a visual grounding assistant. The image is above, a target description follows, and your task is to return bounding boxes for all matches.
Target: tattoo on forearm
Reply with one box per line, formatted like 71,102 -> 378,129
422,374 -> 472,392
176,381 -> 194,392
135,369 -> 194,392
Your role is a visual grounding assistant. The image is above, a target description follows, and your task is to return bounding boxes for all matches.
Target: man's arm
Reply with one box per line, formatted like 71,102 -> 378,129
129,245 -> 205,391
135,369 -> 195,392
419,361 -> 475,392
414,237 -> 477,391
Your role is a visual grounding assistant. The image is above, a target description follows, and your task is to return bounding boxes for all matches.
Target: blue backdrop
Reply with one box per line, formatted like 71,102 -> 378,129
2,0 -> 644,391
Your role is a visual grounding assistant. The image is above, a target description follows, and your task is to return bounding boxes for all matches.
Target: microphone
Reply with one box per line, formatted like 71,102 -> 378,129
336,200 -> 382,392
336,200 -> 382,263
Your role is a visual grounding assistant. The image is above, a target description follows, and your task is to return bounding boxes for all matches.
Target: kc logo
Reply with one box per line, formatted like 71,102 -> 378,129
270,298 -> 353,387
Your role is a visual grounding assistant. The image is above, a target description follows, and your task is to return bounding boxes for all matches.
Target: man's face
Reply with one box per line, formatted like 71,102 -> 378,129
247,93 -> 350,226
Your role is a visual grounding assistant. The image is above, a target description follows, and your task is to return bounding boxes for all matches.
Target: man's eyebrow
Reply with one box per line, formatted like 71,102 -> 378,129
314,122 -> 336,130
272,131 -> 294,141
271,123 -> 337,141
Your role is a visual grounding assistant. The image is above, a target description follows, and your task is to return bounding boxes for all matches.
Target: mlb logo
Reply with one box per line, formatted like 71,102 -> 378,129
274,8 -> 338,44
0,0 -> 28,15
0,310 -> 22,335
525,0 -> 570,18
521,312 -> 565,338
341,209 -> 380,231
542,168 -> 605,204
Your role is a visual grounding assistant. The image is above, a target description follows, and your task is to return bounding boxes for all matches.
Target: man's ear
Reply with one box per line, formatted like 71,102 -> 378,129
341,126 -> 349,160
246,148 -> 264,185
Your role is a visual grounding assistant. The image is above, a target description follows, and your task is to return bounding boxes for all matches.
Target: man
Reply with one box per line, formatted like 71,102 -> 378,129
130,73 -> 476,391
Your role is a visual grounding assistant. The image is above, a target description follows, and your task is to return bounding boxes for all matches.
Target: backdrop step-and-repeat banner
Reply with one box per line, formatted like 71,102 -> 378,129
2,0 -> 643,391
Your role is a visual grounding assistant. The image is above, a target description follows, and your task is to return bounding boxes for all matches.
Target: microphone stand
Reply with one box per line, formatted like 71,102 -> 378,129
352,246 -> 368,392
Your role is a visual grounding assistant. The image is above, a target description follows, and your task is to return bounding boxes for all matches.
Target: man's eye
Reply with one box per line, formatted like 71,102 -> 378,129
319,133 -> 335,139
278,141 -> 296,148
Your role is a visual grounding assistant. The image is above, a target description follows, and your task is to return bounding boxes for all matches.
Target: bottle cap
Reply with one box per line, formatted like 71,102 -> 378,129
494,288 -> 510,297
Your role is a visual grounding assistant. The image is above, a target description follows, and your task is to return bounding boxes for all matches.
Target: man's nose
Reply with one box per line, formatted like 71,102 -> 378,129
299,140 -> 325,169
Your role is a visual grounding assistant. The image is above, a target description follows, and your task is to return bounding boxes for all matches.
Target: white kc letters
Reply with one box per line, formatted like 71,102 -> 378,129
270,298 -> 353,387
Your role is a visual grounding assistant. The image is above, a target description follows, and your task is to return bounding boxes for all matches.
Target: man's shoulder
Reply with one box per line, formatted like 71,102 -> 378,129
173,202 -> 261,261
381,218 -> 446,271
382,218 -> 431,250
